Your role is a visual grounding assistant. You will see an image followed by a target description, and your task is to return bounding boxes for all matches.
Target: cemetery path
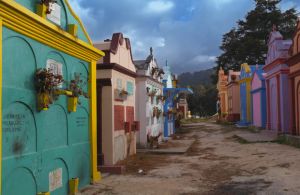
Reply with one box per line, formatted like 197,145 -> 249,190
81,122 -> 300,195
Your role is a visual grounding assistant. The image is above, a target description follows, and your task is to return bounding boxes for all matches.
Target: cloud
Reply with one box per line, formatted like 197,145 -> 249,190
145,0 -> 174,14
69,0 -> 297,74
191,55 -> 217,64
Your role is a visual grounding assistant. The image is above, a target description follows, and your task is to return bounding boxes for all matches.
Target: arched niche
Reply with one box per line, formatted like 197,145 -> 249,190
39,104 -> 68,150
40,158 -> 69,195
3,167 -> 37,195
3,36 -> 36,91
71,152 -> 91,189
69,106 -> 89,144
2,101 -> 37,158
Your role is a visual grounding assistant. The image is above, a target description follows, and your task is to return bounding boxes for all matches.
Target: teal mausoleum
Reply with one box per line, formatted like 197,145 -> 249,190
0,0 -> 104,194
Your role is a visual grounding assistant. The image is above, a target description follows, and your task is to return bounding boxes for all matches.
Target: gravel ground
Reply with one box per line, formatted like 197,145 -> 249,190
81,122 -> 300,195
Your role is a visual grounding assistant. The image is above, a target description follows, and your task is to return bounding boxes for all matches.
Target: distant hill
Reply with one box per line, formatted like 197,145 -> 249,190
178,68 -> 215,87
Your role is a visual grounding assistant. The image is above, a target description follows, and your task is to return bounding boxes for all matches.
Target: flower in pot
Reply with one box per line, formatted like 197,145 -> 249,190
152,106 -> 158,118
151,67 -> 160,76
157,69 -> 164,77
68,73 -> 89,112
148,89 -> 157,103
156,95 -> 166,103
156,109 -> 162,119
119,89 -> 129,97
34,68 -> 64,111
172,108 -> 178,114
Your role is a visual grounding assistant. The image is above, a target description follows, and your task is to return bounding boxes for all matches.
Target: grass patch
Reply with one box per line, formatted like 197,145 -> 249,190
216,120 -> 235,126
181,118 -> 209,124
232,135 -> 249,144
275,135 -> 300,148
245,125 -> 263,133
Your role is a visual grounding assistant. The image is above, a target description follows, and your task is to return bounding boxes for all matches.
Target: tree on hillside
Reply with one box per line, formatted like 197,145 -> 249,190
187,84 -> 218,117
216,0 -> 298,74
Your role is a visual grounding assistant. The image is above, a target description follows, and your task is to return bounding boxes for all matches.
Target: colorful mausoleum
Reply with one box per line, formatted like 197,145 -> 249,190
134,48 -> 164,148
217,67 -> 228,119
238,63 -> 259,126
287,20 -> 300,135
94,33 -> 137,167
264,28 -> 292,133
251,67 -> 267,128
226,70 -> 240,122
162,64 -> 192,138
1,0 -> 104,194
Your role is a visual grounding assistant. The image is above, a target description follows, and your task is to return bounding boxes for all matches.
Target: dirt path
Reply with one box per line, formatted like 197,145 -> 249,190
82,122 -> 300,195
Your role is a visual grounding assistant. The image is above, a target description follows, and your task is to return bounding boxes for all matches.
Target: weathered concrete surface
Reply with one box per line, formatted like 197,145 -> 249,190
137,139 -> 195,154
235,130 -> 278,142
81,122 -> 300,195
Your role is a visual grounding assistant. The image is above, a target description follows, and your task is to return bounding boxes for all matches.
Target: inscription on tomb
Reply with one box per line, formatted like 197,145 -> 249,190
76,116 -> 87,128
3,113 -> 26,133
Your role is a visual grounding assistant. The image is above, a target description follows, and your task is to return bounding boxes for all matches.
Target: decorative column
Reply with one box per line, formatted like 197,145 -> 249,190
289,77 -> 295,134
266,79 -> 271,130
276,75 -> 281,131
89,60 -> 101,182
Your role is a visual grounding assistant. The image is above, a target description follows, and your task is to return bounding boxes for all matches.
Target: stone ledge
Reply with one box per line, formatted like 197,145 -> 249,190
98,165 -> 126,175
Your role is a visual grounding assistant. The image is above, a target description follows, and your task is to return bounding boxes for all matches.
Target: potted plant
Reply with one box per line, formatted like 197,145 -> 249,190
148,89 -> 157,103
151,67 -> 160,76
172,108 -> 178,114
156,94 -> 166,103
157,69 -> 164,77
68,73 -> 89,112
119,89 -> 129,97
152,107 -> 158,118
34,68 -> 64,111
156,109 -> 162,119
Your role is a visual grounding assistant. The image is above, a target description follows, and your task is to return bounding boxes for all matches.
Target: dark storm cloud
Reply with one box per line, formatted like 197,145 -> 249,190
70,0 -> 299,73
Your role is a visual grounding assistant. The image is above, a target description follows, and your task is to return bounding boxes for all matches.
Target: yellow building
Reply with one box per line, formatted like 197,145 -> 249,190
217,67 -> 228,119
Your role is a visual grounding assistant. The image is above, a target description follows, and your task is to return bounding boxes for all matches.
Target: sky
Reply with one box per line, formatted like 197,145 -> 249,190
69,0 -> 300,74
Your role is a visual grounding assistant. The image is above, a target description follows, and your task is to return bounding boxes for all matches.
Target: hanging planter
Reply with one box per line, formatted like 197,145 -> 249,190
119,89 -> 129,96
157,69 -> 164,77
68,73 -> 89,112
115,88 -> 129,101
35,68 -> 64,111
37,92 -> 51,111
152,106 -> 158,118
172,108 -> 178,114
68,97 -> 78,112
156,94 -> 166,103
151,67 -> 159,76
147,89 -> 157,103
156,109 -> 162,119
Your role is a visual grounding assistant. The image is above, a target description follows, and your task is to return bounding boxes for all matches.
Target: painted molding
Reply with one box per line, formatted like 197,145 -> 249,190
97,63 -> 137,78
251,87 -> 266,94
64,0 -> 93,44
0,18 -> 2,194
287,53 -> 300,67
239,77 -> 252,84
90,60 -> 101,182
97,78 -> 112,86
